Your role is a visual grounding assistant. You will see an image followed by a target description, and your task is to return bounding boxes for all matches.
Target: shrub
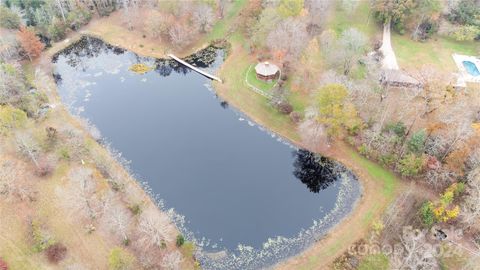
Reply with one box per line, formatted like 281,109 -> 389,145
47,19 -> 67,42
0,105 -> 28,133
385,121 -> 406,138
421,201 -> 435,226
31,220 -> 55,252
276,101 -> 293,114
0,6 -> 20,29
45,243 -> 67,263
398,154 -> 424,177
108,247 -> 134,270
407,129 -> 426,154
289,111 -> 302,123
449,25 -> 480,41
176,234 -> 185,247
358,253 -> 389,270
358,144 -> 369,157
67,8 -> 92,30
128,204 -> 142,215
36,157 -> 54,177
379,154 -> 396,167
0,258 -> 8,270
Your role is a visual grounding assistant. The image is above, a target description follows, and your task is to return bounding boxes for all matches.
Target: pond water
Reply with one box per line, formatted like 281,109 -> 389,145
53,37 -> 361,269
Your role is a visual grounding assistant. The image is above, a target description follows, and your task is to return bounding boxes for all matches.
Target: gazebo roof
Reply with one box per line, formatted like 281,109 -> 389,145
255,61 -> 279,76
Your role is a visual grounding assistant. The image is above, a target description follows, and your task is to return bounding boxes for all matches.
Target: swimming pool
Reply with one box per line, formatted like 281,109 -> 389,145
463,60 -> 480,76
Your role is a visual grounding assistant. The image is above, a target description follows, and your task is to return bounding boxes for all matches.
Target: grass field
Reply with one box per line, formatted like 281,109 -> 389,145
392,33 -> 479,72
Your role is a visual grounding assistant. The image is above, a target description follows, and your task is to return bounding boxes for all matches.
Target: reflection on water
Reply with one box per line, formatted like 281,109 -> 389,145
53,36 -> 361,270
293,150 -> 337,193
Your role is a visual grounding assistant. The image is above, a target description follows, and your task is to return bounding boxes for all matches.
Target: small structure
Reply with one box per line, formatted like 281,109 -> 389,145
255,61 -> 280,81
380,69 -> 422,88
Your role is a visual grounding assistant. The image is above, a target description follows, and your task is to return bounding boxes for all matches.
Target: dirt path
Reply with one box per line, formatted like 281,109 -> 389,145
380,21 -> 400,70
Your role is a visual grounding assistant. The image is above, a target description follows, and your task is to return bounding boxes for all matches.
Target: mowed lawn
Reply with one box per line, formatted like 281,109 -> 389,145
392,33 -> 479,73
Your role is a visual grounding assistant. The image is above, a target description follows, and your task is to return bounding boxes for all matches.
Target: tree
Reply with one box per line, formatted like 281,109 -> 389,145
0,6 -> 21,29
266,18 -> 308,61
192,4 -> 214,33
277,0 -> 304,18
168,24 -> 192,49
17,26 -> 44,61
447,0 -> 480,26
371,0 -> 415,33
315,84 -> 361,137
392,227 -> 438,269
407,129 -> 426,154
137,209 -> 174,249
461,167 -> 480,227
398,153 -> 424,177
337,28 -> 367,75
161,251 -> 183,270
101,201 -> 131,243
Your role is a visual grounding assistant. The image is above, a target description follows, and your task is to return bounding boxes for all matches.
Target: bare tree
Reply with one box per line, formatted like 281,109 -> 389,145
100,198 -> 131,242
461,167 -> 480,227
266,18 -> 308,61
57,167 -> 99,221
336,28 -> 367,75
192,4 -> 214,33
393,226 -> 438,269
0,161 -> 16,198
137,208 -> 174,248
161,251 -> 183,270
15,132 -> 40,168
168,24 -> 192,49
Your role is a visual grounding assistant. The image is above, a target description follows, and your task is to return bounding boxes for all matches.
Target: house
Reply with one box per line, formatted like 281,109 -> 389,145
255,61 -> 280,81
380,69 -> 422,88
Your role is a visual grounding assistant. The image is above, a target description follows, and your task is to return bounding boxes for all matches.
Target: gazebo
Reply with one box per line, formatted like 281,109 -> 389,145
255,61 -> 280,81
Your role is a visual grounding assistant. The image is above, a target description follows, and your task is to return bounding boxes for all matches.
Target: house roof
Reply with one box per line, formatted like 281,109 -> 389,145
382,69 -> 421,86
255,61 -> 279,76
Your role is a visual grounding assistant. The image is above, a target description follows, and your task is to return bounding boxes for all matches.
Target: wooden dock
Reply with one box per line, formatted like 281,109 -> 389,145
168,54 -> 222,83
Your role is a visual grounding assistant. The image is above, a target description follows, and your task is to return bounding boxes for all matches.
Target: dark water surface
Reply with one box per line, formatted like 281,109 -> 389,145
53,37 -> 361,269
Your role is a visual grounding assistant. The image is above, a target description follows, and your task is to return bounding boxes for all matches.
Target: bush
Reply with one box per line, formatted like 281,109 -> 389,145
379,154 -> 396,167
108,247 -> 134,270
0,6 -> 20,29
398,154 -> 424,177
289,111 -> 302,123
276,101 -> 293,114
36,157 -> 54,177
67,8 -> 92,30
407,130 -> 426,154
0,105 -> 27,135
47,19 -> 67,42
176,234 -> 185,247
45,243 -> 67,263
385,121 -> 406,138
449,25 -> 480,41
420,201 -> 435,226
128,204 -> 142,215
358,253 -> 389,270
0,258 -> 8,270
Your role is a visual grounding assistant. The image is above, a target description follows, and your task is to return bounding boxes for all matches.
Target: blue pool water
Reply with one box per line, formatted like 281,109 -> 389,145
463,61 -> 480,76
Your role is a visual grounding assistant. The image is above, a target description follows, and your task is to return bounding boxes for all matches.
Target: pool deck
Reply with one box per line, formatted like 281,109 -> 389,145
452,54 -> 480,87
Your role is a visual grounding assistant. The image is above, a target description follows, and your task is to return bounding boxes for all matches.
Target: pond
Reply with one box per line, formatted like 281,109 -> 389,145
52,36 -> 361,269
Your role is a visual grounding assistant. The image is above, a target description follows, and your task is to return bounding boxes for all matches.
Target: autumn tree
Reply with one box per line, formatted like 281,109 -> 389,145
17,26 -> 45,61
461,167 -> 480,227
315,84 -> 361,137
277,0 -> 304,18
371,0 -> 415,33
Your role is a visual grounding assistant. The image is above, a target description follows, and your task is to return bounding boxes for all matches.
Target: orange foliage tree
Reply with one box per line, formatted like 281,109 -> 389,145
17,26 -> 44,61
